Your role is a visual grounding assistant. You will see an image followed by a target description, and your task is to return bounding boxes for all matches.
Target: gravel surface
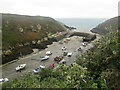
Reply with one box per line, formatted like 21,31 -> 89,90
1,36 -> 94,80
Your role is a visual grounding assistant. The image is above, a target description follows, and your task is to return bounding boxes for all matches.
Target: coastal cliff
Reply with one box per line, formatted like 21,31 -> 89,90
91,16 -> 119,35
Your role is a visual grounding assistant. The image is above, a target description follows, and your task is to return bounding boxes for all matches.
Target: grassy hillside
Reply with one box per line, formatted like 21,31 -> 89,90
91,16 -> 119,35
2,13 -> 67,50
1,13 -> 69,64
2,29 -> 119,88
1,13 -> 96,64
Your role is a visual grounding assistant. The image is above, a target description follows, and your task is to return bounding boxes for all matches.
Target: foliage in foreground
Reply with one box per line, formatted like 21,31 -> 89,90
2,30 -> 120,88
3,63 -> 107,88
76,30 -> 120,88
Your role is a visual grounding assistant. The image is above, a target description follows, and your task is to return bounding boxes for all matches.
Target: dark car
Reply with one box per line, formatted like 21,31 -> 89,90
63,51 -> 68,56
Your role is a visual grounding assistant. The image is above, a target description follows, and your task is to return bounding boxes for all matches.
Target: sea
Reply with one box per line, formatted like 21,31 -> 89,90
55,18 -> 108,33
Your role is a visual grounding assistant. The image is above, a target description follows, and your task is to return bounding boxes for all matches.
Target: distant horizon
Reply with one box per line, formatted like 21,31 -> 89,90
55,18 -> 108,33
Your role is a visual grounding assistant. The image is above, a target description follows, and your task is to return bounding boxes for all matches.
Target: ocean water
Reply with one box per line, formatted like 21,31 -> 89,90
56,18 -> 108,33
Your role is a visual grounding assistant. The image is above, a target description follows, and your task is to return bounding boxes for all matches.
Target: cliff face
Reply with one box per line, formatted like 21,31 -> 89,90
1,13 -> 67,50
91,17 -> 119,35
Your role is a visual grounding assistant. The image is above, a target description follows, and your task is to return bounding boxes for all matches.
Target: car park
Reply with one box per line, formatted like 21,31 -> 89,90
15,64 -> 26,71
41,56 -> 49,61
0,78 -> 9,84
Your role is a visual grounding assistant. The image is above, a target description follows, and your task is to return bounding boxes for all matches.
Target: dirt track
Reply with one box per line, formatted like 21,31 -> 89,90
1,36 -> 94,80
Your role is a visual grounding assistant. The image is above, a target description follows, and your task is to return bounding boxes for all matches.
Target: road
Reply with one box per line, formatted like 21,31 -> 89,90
1,36 -> 94,80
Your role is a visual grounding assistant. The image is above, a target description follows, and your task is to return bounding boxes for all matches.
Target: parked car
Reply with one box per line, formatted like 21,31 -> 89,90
40,65 -> 45,68
63,51 -> 68,56
46,51 -> 52,55
64,40 -> 68,43
59,59 -> 66,64
49,63 -> 54,69
66,38 -> 71,41
54,56 -> 63,62
15,64 -> 26,71
33,67 -> 41,73
82,42 -> 87,47
33,65 -> 45,73
62,46 -> 67,51
67,52 -> 72,57
0,78 -> 9,84
59,41 -> 63,44
77,47 -> 82,51
41,56 -> 49,61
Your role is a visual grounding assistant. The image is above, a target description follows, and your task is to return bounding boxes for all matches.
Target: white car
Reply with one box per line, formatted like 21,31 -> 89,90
46,51 -> 52,55
41,56 -> 49,61
59,41 -> 63,44
62,46 -> 67,51
82,42 -> 87,46
40,65 -> 45,68
67,52 -> 72,57
16,64 -> 26,71
66,38 -> 71,41
0,78 -> 9,84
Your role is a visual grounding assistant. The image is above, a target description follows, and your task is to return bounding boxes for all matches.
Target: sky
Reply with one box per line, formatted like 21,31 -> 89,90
0,0 -> 119,18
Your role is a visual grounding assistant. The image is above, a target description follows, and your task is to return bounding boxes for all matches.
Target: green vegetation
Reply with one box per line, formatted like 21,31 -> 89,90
76,30 -> 120,88
2,13 -> 67,50
2,13 -> 69,64
2,29 -> 119,88
2,13 -> 96,64
91,16 -> 119,35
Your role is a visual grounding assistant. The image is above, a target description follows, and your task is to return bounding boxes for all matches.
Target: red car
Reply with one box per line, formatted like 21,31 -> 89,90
49,63 -> 54,69
54,56 -> 63,62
